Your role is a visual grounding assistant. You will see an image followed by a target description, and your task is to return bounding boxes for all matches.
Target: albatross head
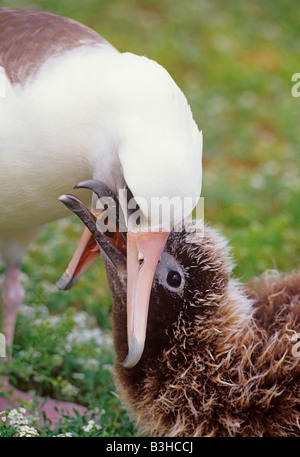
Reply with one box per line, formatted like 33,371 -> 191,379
58,52 -> 203,367
117,116 -> 202,368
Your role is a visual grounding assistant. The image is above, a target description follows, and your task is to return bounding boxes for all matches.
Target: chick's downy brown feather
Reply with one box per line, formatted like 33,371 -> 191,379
109,223 -> 300,437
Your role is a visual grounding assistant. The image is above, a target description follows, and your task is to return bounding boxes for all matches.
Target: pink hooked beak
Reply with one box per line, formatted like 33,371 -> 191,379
57,194 -> 169,368
122,231 -> 169,368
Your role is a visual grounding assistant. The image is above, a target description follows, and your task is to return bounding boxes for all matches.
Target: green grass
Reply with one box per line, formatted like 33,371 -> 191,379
0,0 -> 300,437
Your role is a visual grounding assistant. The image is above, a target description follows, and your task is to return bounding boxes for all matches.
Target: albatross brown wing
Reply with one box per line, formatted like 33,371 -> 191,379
0,8 -> 114,85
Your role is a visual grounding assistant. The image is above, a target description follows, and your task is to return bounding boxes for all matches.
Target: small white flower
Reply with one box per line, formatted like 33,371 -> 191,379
72,311 -> 91,328
103,364 -> 114,373
82,420 -> 101,433
73,372 -> 85,380
82,424 -> 92,432
55,432 -> 73,437
51,354 -> 63,366
78,358 -> 99,371
7,408 -> 18,418
60,381 -> 80,397
44,316 -> 61,328
17,425 -> 39,437
33,375 -> 44,383
18,304 -> 37,319
7,407 -> 30,427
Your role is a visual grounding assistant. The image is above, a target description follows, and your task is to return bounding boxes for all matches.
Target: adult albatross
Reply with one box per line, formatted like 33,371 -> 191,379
0,8 -> 202,367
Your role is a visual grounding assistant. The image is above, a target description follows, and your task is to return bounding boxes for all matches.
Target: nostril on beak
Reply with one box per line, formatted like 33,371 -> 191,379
138,252 -> 144,267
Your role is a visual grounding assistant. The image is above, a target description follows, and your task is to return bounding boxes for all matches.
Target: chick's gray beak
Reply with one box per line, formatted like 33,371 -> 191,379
58,194 -> 126,276
58,180 -> 159,371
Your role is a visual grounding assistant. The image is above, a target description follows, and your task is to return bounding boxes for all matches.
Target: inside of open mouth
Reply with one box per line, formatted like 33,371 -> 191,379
59,182 -> 128,276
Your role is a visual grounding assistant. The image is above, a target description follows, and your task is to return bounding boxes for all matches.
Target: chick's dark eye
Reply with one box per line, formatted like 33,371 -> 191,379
166,270 -> 182,288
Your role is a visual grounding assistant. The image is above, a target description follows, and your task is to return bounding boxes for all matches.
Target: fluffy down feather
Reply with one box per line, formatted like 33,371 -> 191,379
109,222 -> 300,437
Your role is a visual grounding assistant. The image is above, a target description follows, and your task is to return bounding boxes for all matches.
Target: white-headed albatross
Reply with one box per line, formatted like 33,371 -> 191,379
0,8 -> 202,367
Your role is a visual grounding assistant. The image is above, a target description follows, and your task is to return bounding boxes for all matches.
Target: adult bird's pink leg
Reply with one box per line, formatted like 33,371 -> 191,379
1,265 -> 25,357
0,265 -> 88,425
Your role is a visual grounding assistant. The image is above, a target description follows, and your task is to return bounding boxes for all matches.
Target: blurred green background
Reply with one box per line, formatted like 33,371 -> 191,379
0,0 -> 299,436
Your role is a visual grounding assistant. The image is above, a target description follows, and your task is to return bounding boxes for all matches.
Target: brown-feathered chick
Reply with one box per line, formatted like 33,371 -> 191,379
60,182 -> 300,437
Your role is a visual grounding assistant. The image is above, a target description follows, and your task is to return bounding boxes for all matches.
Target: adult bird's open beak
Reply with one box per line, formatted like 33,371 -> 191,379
57,180 -> 125,290
57,180 -> 169,369
122,231 -> 169,368
57,193 -> 126,278
56,225 -> 100,290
